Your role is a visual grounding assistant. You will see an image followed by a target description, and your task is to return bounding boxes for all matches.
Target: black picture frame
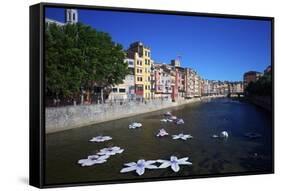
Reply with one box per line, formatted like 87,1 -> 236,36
30,2 -> 274,188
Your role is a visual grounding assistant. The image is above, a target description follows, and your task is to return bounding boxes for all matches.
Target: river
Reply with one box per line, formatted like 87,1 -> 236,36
45,97 -> 273,185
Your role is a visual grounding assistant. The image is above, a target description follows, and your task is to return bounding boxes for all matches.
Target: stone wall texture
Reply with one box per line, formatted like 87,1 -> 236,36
45,98 -> 202,133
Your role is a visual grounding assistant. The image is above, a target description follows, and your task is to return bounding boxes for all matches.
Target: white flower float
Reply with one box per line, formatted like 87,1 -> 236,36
175,118 -> 184,125
89,135 -> 112,143
164,112 -> 172,117
172,133 -> 193,140
157,156 -> 192,172
97,146 -> 124,156
212,134 -> 219,138
220,131 -> 229,138
120,159 -> 158,176
129,122 -> 142,129
78,154 -> 110,167
169,116 -> 177,120
156,129 -> 169,137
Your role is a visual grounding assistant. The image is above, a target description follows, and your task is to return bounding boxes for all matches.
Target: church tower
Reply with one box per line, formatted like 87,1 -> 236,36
65,9 -> 78,24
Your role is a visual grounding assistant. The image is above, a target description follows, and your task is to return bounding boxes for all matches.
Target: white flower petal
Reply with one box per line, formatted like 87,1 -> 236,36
98,155 -> 110,160
120,166 -> 137,173
136,166 -> 145,176
158,161 -> 171,169
124,162 -> 136,167
179,161 -> 192,165
177,157 -> 189,163
81,159 -> 97,167
145,164 -> 158,169
171,163 -> 180,172
170,156 -> 178,161
157,159 -> 168,163
94,159 -> 107,164
78,159 -> 88,164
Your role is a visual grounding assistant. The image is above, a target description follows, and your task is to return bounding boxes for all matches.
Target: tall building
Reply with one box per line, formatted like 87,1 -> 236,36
127,42 -> 153,99
185,68 -> 201,98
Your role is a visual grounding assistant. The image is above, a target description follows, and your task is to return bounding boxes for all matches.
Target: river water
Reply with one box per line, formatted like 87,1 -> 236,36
45,98 -> 273,185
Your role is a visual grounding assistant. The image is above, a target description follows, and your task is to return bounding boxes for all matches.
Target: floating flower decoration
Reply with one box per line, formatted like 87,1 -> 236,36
97,146 -> 124,156
120,159 -> 158,176
129,122 -> 142,129
89,135 -> 112,142
156,128 -> 169,137
164,112 -> 172,117
157,156 -> 192,172
169,116 -> 177,120
175,118 -> 184,125
212,134 -> 219,138
172,133 -> 193,140
78,154 -> 109,167
220,131 -> 229,138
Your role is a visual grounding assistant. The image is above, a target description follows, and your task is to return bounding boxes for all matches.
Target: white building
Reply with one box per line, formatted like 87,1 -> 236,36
108,58 -> 135,101
45,9 -> 78,25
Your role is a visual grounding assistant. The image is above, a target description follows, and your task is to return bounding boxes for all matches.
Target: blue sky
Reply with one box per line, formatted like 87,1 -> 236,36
45,7 -> 271,81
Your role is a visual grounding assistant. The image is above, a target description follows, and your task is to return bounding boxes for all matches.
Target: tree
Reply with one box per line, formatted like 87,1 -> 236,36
245,73 -> 272,96
45,23 -> 128,105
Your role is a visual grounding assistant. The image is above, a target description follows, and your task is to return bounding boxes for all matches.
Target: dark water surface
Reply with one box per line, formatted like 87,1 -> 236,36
45,98 -> 273,185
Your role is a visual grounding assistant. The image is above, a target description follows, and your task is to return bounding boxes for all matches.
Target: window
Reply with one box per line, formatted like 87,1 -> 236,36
73,13 -> 75,20
148,77 -> 150,81
112,88 -> 117,92
119,88 -> 126,93
145,85 -> 147,90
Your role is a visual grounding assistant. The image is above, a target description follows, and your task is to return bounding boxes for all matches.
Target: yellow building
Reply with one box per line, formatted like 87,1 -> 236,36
127,42 -> 153,99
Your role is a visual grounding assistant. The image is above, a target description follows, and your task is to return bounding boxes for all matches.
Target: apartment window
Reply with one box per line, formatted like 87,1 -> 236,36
148,60 -> 150,65
148,85 -> 150,90
148,76 -> 150,81
119,88 -> 126,93
145,85 -> 147,90
112,88 -> 118,92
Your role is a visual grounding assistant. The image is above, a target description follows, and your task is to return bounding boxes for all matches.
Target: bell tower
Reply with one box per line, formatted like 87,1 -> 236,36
65,9 -> 78,24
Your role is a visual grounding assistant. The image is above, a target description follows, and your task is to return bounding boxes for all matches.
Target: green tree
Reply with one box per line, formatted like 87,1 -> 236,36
245,72 -> 272,96
45,23 -> 128,104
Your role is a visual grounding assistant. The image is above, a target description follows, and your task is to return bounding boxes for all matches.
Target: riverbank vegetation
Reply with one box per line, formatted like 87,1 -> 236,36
245,72 -> 272,96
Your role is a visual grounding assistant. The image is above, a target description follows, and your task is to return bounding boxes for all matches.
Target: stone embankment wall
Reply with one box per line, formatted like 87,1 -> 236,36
247,96 -> 272,112
46,95 -> 224,133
